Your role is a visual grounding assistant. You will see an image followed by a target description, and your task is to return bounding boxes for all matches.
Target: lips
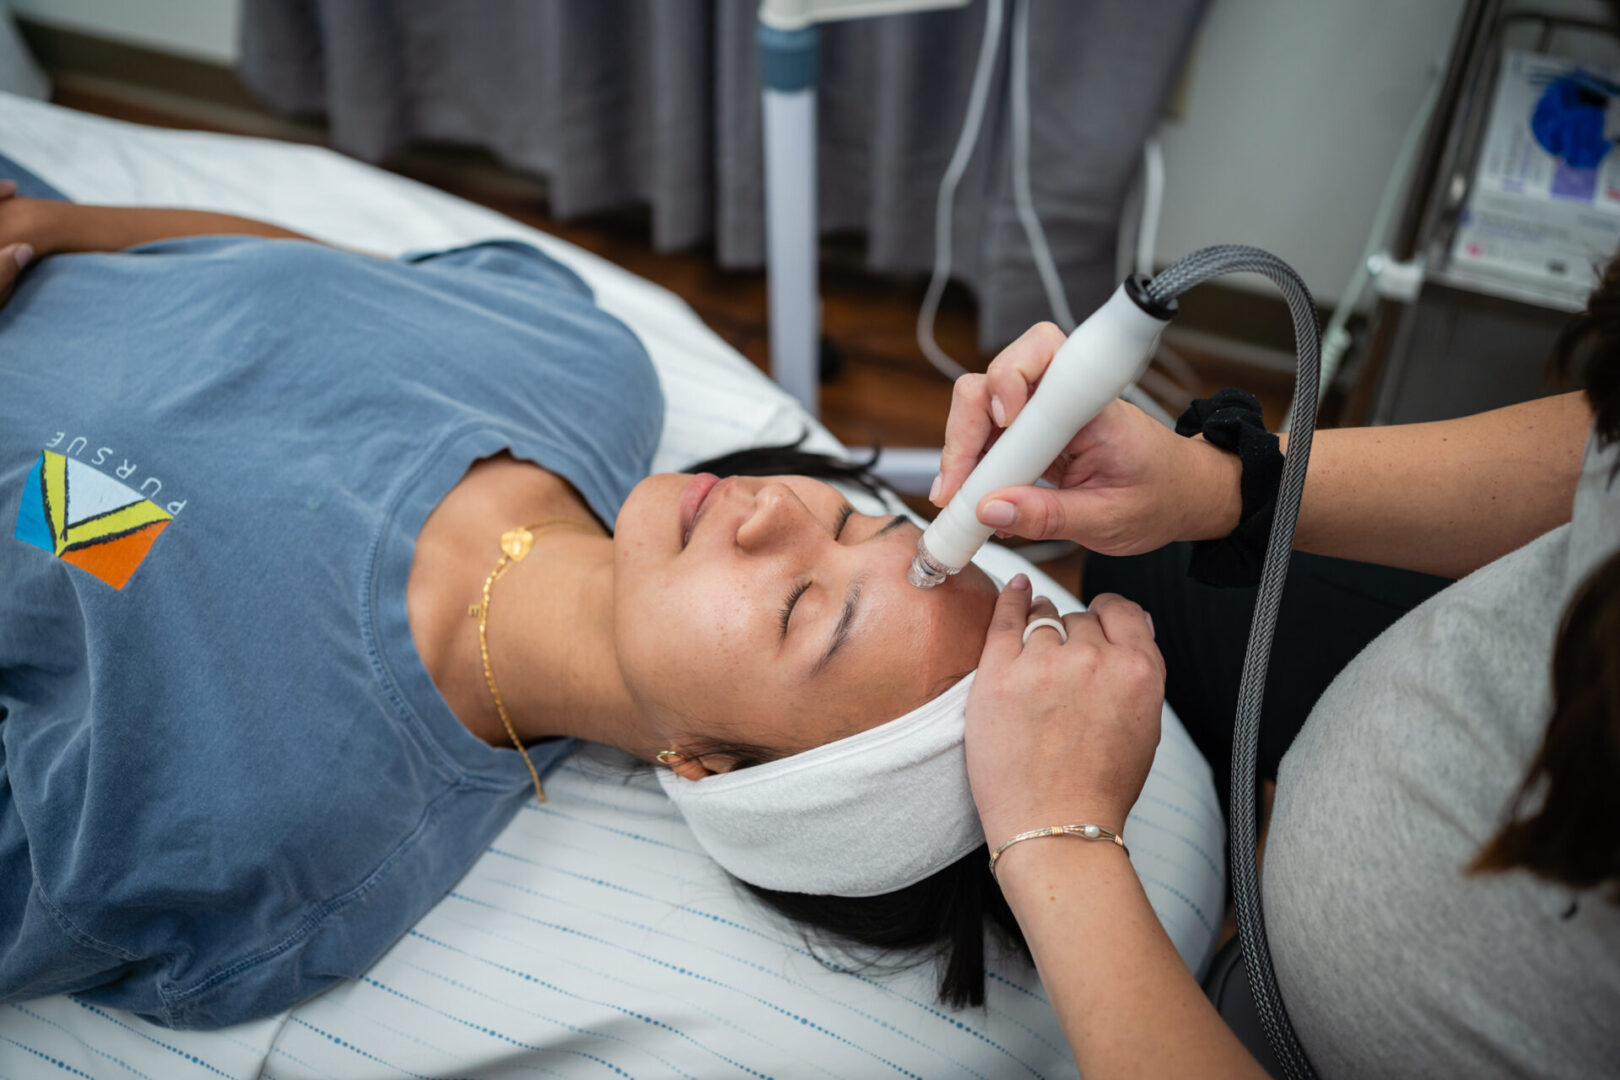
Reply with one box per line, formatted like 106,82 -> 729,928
679,473 -> 720,548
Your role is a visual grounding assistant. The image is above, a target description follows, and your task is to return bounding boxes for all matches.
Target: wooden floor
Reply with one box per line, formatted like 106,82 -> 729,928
48,86 -> 1300,597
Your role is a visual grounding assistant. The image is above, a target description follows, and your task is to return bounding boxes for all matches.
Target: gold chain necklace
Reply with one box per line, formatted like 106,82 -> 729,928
468,516 -> 603,802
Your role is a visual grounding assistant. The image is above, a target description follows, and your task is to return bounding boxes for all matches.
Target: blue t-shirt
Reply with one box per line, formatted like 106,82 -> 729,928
0,222 -> 662,1027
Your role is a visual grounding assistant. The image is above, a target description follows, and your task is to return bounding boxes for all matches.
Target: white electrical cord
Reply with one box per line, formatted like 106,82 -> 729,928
1009,0 -> 1076,332
1280,67 -> 1441,431
903,0 -> 1178,510
1137,134 -> 1165,279
1016,0 -> 1176,429
916,0 -> 1006,381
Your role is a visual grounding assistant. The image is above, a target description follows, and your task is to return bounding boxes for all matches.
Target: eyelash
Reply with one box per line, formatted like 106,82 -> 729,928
779,504 -> 855,635
779,580 -> 810,636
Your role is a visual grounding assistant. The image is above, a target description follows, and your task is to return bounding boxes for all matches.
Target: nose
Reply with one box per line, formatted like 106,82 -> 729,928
735,481 -> 819,553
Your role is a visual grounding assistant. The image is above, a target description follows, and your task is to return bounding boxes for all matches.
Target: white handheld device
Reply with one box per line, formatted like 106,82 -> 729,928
908,276 -> 1176,587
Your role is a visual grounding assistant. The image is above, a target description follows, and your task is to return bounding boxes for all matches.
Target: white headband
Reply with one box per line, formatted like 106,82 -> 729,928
656,672 -> 981,897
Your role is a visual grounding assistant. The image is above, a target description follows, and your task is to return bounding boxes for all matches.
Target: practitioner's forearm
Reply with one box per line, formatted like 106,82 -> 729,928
29,201 -> 317,254
1278,391 -> 1592,578
993,841 -> 1267,1080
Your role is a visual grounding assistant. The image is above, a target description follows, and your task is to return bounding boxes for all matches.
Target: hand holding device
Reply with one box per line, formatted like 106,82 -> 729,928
909,279 -> 1177,587
937,344 -> 1244,554
916,278 -> 1240,582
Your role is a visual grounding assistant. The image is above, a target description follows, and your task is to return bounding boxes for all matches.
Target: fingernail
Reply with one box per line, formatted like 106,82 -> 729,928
928,474 -> 941,504
1009,573 -> 1030,590
1145,613 -> 1155,639
980,499 -> 1016,528
11,243 -> 32,270
991,395 -> 1007,427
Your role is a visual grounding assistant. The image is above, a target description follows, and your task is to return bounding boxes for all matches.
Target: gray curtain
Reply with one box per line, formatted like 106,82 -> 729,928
238,0 -> 1203,350
0,2 -> 49,100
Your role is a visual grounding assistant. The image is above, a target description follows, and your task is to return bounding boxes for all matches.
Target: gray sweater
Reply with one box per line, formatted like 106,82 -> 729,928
1267,431 -> 1620,1078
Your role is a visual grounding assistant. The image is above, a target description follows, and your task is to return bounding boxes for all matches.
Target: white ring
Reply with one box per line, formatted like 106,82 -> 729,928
1022,617 -> 1068,645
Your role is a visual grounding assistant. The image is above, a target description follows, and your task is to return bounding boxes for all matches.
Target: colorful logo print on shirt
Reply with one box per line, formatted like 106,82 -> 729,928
14,450 -> 172,589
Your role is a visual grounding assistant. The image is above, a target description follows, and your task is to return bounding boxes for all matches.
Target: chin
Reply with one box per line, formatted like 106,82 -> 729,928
618,473 -> 681,532
613,473 -> 692,572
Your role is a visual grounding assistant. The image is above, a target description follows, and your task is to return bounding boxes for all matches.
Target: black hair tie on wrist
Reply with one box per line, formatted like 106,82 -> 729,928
1174,388 -> 1283,588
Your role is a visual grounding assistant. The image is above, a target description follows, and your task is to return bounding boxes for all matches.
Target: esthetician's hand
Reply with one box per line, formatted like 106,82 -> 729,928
934,322 -> 1241,554
964,575 -> 1165,850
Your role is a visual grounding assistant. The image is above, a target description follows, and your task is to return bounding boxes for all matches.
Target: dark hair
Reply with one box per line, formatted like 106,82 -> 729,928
687,433 -> 885,499
1549,255 -> 1620,449
1470,548 -> 1620,899
1469,253 -> 1620,898
742,850 -> 1030,1009
681,434 -> 1032,1007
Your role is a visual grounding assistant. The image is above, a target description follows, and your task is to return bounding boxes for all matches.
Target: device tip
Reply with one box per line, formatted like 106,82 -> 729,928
907,556 -> 943,588
907,542 -> 952,588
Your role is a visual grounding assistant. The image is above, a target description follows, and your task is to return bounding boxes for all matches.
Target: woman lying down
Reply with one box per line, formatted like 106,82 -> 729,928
0,176 -> 1030,1029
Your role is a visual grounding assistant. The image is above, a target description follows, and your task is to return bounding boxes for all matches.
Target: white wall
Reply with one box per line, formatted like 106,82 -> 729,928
1155,0 -> 1466,303
9,0 -> 240,64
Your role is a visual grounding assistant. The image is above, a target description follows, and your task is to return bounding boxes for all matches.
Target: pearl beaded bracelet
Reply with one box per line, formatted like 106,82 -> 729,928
988,824 -> 1129,879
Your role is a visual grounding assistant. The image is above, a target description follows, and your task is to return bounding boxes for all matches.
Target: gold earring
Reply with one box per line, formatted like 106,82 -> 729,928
656,749 -> 687,766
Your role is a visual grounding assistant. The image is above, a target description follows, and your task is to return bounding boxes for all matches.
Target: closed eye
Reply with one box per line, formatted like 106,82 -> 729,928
778,579 -> 810,639
779,503 -> 864,640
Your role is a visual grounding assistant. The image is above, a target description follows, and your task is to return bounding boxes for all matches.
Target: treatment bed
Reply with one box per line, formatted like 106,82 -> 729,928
0,92 -> 1224,1080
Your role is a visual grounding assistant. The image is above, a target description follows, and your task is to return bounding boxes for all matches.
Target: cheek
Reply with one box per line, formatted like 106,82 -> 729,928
614,561 -> 762,717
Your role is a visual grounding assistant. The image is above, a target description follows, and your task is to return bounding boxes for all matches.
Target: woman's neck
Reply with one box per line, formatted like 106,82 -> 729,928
482,530 -> 645,748
406,455 -> 648,759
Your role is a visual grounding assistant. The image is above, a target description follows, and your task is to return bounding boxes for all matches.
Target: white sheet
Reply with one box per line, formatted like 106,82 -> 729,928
0,93 -> 1224,1080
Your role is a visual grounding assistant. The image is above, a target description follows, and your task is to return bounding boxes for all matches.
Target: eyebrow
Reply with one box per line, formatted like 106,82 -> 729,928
876,514 -> 909,537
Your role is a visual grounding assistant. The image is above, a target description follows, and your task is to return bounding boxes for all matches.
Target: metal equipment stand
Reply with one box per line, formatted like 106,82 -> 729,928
757,0 -> 971,419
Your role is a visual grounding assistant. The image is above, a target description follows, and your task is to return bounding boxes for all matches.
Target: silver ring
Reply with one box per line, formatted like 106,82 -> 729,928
1022,616 -> 1068,645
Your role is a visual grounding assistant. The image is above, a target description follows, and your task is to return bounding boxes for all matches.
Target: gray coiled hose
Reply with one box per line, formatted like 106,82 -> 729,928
1144,246 -> 1320,1080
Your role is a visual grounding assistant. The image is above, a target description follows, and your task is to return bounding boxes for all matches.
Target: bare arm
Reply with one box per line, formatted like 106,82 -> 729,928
937,323 -> 1594,580
995,840 -> 1267,1080
0,184 -> 379,309
9,195 -> 319,254
1273,391 -> 1592,577
967,582 -> 1267,1079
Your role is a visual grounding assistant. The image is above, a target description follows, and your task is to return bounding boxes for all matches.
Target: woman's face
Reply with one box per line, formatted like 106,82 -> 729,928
613,473 -> 999,768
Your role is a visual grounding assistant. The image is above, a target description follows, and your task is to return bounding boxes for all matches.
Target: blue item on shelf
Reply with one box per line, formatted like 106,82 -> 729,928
1531,74 -> 1614,169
